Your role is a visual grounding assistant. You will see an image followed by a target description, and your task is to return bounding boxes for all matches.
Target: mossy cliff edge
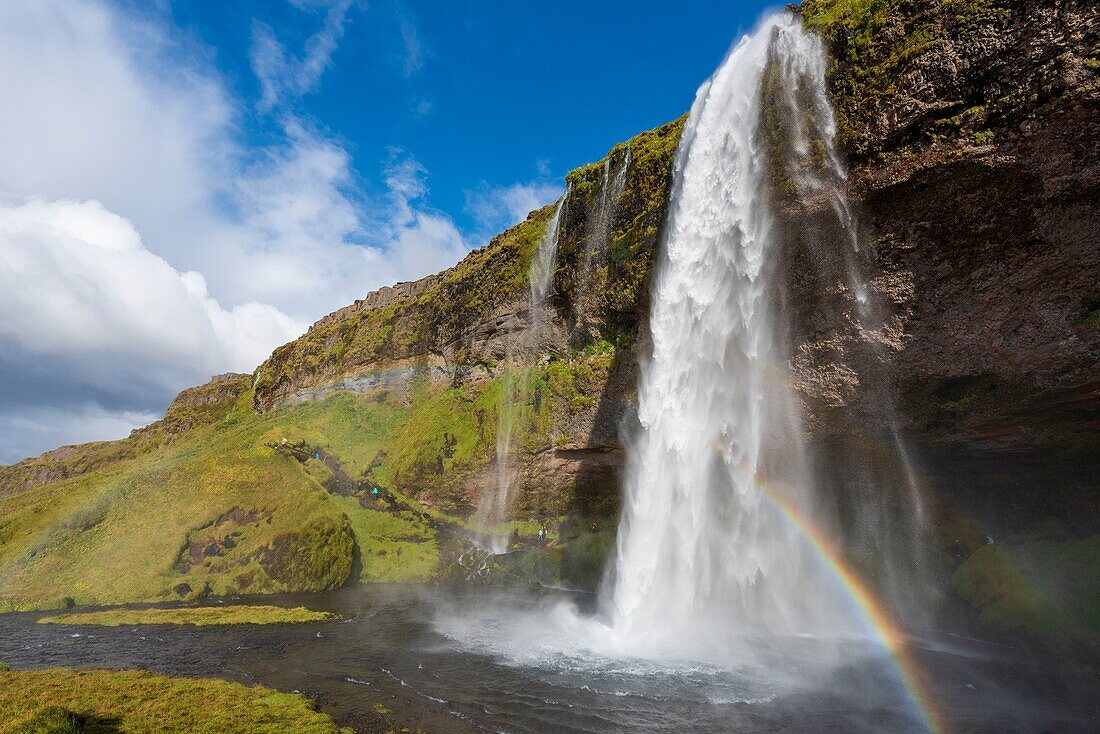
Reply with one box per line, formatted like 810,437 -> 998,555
1,0 -> 1097,651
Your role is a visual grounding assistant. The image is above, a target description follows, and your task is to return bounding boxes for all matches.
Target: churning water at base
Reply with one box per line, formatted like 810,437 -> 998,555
5,587 -> 1097,734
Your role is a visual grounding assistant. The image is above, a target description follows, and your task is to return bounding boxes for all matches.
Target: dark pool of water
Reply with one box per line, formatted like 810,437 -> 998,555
0,585 -> 1097,733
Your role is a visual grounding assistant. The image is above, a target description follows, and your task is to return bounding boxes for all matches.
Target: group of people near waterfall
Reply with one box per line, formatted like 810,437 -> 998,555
509,526 -> 549,550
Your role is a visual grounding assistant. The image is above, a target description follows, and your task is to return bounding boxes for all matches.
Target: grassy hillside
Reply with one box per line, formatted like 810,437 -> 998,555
0,668 -> 350,734
0,380 -> 465,609
0,117 -> 682,612
0,331 -> 630,610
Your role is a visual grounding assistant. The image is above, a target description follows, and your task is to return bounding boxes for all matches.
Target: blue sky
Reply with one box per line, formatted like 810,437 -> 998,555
169,0 -> 773,233
0,0 -> 775,461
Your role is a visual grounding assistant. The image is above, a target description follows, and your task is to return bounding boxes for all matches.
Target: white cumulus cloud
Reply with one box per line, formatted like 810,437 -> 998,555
0,0 -> 558,462
465,180 -> 563,239
0,198 -> 305,373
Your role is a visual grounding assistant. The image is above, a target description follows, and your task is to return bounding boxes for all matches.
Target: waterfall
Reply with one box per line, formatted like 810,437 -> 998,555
476,190 -> 569,554
602,14 -> 917,639
576,148 -> 631,340
529,187 -> 569,318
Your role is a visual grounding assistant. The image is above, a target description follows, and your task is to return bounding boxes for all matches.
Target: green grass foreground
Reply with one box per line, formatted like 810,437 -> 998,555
38,604 -> 336,627
0,667 -> 350,734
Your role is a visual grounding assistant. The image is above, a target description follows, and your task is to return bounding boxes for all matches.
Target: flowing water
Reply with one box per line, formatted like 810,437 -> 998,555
575,147 -> 631,339
448,12 -> 943,727
605,12 -> 894,641
477,188 -> 569,553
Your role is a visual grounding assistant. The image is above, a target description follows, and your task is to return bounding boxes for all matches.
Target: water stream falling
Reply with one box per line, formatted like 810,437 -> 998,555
476,189 -> 569,553
575,148 -> 631,339
602,14 -> 917,641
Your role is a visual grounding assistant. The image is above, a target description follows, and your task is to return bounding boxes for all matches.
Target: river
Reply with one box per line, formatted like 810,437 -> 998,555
1,585 -> 1096,733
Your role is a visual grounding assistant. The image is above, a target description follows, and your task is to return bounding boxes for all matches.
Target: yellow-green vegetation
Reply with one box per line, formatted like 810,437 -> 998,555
0,668 -> 349,734
333,495 -> 439,582
321,339 -> 623,516
38,605 -> 336,627
0,338 -> 631,610
953,535 -> 1100,653
0,388 -> 441,611
0,374 -> 251,499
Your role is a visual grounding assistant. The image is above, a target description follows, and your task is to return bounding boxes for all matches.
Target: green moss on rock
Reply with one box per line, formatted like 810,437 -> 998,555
798,0 -> 1088,167
0,669 -> 350,734
258,517 -> 355,591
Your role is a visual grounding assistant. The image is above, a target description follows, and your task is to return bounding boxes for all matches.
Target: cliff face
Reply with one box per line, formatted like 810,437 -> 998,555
799,0 -> 1100,452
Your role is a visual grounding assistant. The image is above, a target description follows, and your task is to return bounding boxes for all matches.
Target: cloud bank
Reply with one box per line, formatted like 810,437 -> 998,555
0,0 -> 483,462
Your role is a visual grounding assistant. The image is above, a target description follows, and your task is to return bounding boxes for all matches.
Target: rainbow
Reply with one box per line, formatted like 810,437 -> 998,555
715,449 -> 948,734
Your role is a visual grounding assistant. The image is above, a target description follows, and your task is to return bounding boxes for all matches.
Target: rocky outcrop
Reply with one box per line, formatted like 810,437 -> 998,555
793,0 -> 1100,450
308,278 -> 441,334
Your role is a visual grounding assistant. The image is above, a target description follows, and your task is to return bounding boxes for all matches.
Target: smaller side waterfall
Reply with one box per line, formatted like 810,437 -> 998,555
529,188 -> 569,318
575,148 -> 631,340
475,189 -> 569,553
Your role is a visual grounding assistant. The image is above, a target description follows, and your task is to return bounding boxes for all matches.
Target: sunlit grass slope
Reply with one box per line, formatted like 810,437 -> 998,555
0,389 -> 451,611
0,668 -> 350,734
0,334 -> 629,611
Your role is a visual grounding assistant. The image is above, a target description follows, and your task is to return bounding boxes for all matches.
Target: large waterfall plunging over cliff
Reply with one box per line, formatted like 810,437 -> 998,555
602,15 -> 886,639
445,13 -> 928,674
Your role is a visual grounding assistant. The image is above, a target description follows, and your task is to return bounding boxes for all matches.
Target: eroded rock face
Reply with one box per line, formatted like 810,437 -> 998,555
865,116 -> 1099,450
792,0 -> 1100,451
